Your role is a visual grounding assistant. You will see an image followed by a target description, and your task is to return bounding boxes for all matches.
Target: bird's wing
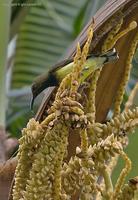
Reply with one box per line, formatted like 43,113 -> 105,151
49,57 -> 74,73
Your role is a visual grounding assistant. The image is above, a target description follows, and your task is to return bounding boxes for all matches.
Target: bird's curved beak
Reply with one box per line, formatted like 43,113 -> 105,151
30,95 -> 35,111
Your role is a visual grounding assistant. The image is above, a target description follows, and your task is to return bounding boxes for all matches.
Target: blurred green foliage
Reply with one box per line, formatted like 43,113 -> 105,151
112,128 -> 138,184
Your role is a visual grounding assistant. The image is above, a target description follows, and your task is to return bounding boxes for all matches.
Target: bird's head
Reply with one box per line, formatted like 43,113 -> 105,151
30,74 -> 49,110
30,71 -> 59,110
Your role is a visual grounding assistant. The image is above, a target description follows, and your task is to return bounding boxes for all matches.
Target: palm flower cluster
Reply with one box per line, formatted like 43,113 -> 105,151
12,14 -> 138,200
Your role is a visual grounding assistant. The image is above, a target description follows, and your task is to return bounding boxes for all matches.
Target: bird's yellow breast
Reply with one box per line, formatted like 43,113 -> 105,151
55,56 -> 106,83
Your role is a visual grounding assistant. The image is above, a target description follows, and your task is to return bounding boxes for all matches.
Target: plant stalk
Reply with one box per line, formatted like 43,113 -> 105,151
102,167 -> 113,200
0,0 -> 11,127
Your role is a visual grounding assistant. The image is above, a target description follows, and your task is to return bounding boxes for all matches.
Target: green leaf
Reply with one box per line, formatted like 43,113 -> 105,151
73,0 -> 90,36
11,0 -> 85,88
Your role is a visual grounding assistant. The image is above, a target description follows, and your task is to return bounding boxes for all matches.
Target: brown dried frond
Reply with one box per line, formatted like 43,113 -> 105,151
113,26 -> 138,117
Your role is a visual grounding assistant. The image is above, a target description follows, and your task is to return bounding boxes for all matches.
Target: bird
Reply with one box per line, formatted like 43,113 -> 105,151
31,48 -> 119,110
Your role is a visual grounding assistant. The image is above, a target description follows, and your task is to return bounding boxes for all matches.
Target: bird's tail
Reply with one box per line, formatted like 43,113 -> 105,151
101,48 -> 119,64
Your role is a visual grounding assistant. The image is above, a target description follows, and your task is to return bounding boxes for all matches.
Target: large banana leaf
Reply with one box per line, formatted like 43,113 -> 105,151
11,0 -> 85,88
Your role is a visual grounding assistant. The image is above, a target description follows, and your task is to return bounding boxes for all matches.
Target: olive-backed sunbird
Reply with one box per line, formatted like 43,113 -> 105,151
31,48 -> 118,109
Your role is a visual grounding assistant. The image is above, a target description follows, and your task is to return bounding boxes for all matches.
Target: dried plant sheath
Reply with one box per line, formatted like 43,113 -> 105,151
35,0 -> 138,123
